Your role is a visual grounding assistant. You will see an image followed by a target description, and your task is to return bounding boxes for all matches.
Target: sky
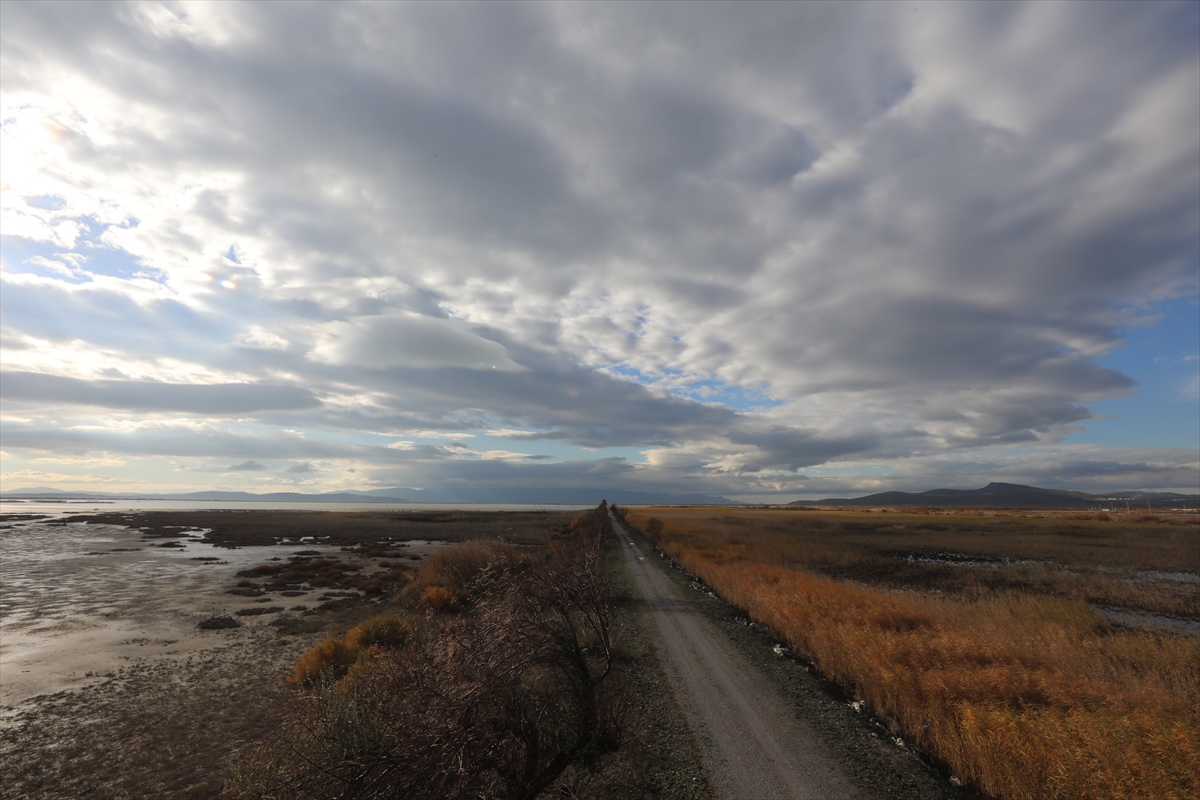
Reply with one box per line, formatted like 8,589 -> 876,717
1,1 -> 1198,502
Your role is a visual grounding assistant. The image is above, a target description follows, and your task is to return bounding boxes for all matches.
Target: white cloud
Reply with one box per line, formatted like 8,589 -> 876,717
485,428 -> 547,439
0,2 -> 1196,497
232,327 -> 289,350
476,450 -> 544,462
24,255 -> 80,278
396,430 -> 475,440
1183,373 -> 1200,402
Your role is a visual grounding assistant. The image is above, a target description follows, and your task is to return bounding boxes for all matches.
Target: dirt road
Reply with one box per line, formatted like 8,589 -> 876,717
613,513 -> 863,800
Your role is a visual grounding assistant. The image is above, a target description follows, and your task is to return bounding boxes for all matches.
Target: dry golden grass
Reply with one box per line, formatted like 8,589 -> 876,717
418,585 -> 459,611
635,508 -> 1199,616
626,507 -> 1200,799
290,636 -> 357,686
291,614 -> 413,686
395,540 -> 516,609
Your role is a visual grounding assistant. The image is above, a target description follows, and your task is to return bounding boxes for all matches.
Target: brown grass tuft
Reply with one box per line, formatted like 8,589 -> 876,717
418,585 -> 459,611
396,540 -> 510,608
290,637 -> 357,686
344,615 -> 411,651
291,615 -> 414,687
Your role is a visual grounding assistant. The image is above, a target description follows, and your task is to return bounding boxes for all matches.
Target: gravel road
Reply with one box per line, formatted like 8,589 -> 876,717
613,513 -> 863,800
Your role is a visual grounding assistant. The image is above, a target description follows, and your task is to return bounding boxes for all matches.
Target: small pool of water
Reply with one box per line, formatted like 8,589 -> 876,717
1091,605 -> 1200,635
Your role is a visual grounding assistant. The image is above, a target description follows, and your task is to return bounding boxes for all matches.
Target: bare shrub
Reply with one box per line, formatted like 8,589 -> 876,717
228,504 -> 626,800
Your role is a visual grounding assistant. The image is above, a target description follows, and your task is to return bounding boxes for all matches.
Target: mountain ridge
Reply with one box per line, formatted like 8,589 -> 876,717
789,482 -> 1198,509
0,486 -> 740,506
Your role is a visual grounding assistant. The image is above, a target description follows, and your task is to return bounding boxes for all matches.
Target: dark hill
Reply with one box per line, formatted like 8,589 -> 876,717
790,482 -> 1199,510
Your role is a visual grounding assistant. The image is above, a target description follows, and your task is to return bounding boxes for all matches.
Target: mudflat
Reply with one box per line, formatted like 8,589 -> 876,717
0,509 -> 570,799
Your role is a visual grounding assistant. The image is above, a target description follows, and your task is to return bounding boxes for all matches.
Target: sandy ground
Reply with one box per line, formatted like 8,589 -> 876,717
0,515 -> 445,799
613,512 -> 863,800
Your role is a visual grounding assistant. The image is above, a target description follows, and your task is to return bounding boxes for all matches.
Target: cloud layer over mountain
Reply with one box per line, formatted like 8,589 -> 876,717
2,1 -> 1197,499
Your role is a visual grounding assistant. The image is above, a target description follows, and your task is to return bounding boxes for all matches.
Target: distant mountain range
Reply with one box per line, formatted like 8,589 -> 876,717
788,482 -> 1199,509
4,482 -> 1196,509
0,486 -> 740,506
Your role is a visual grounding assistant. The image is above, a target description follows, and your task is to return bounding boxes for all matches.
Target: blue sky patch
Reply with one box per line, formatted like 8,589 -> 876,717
1068,296 -> 1200,449
602,364 -> 782,411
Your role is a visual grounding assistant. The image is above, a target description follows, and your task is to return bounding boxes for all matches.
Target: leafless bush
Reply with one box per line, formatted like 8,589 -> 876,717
226,504 -> 625,800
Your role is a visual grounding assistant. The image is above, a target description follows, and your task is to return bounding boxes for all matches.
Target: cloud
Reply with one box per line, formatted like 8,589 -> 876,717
0,2 -> 1196,497
285,462 -> 317,474
485,428 -> 564,441
233,327 -> 289,350
476,450 -> 546,462
308,312 -> 526,371
0,371 -> 320,414
0,419 -> 365,461
1183,372 -> 1200,402
227,460 -> 267,472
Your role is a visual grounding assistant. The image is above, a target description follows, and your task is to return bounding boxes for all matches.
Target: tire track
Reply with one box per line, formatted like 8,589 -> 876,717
613,512 -> 862,800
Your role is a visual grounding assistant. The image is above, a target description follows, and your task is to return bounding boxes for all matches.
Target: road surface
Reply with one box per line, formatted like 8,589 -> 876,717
613,512 -> 862,800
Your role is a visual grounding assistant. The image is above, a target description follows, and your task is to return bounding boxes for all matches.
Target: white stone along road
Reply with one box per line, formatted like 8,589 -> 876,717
612,512 -> 862,800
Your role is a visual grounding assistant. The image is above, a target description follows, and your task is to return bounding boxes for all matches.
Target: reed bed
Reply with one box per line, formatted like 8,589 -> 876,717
627,508 -> 1200,799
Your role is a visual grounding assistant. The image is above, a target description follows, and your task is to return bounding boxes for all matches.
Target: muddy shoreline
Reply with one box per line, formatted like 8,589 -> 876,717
0,509 -> 571,800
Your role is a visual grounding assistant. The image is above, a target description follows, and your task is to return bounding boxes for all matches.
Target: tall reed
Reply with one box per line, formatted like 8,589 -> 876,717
628,510 -> 1200,799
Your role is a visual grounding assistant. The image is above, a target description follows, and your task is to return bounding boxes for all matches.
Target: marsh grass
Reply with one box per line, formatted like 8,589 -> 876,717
395,540 -> 524,609
641,508 -> 1198,616
627,508 -> 1200,799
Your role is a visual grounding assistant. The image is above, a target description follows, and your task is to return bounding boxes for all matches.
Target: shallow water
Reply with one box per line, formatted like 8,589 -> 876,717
0,511 -> 445,711
904,552 -> 1045,569
1092,605 -> 1200,635
1,499 -> 594,513
0,519 -> 338,630
905,551 -> 1200,586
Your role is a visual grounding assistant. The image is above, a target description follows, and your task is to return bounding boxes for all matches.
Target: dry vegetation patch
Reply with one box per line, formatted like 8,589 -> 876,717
2,509 -> 578,800
64,509 -> 571,549
226,506 -> 632,800
626,507 -> 1200,800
